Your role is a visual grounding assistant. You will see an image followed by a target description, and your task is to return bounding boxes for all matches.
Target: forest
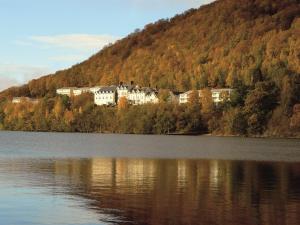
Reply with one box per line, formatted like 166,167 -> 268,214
0,0 -> 300,137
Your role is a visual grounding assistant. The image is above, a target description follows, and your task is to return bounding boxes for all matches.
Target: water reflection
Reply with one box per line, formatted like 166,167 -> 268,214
1,158 -> 300,225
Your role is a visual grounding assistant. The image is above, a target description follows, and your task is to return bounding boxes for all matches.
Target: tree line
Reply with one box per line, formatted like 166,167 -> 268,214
0,84 -> 299,137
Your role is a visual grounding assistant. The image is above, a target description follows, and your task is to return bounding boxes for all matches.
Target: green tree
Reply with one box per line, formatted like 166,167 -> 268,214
244,81 -> 279,135
222,107 -> 247,135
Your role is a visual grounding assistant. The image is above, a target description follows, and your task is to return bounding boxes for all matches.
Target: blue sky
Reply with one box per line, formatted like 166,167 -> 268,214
0,0 -> 213,90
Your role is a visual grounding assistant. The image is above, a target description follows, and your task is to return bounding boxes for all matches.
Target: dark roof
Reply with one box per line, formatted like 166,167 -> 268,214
97,86 -> 117,93
128,87 -> 158,95
172,91 -> 183,95
117,84 -> 134,91
141,87 -> 158,96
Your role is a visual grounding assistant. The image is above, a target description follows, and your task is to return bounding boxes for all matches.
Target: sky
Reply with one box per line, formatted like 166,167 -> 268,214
0,0 -> 214,91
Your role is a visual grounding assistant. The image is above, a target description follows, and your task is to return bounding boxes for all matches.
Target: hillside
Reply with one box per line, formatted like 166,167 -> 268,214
1,0 -> 300,98
0,0 -> 300,137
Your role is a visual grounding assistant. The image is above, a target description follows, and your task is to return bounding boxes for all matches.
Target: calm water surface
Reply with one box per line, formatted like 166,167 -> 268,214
1,131 -> 300,225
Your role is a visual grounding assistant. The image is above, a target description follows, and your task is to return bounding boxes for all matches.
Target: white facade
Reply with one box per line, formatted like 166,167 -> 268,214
57,87 -> 100,97
144,92 -> 159,104
12,97 -> 39,104
211,88 -> 233,103
90,86 -> 102,94
128,89 -> 144,105
94,86 -> 117,106
56,87 -> 76,96
179,89 -> 234,104
116,85 -> 133,102
179,90 -> 202,104
73,87 -> 91,96
128,88 -> 158,105
12,97 -> 22,104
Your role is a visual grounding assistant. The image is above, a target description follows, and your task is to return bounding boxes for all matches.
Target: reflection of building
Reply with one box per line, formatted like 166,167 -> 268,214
90,158 -> 116,185
2,158 -> 300,225
177,160 -> 187,188
209,160 -> 221,190
89,158 -> 158,192
115,159 -> 157,193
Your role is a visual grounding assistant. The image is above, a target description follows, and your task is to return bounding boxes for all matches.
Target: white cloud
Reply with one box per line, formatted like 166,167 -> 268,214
0,77 -> 19,91
0,63 -> 53,91
5,33 -> 120,90
49,54 -> 87,62
29,34 -> 120,52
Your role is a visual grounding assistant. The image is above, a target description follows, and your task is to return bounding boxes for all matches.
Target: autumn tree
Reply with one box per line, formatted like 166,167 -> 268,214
158,89 -> 171,103
53,98 -> 65,119
201,88 -> 214,115
188,90 -> 200,106
222,107 -> 247,135
290,104 -> 300,133
118,97 -> 129,110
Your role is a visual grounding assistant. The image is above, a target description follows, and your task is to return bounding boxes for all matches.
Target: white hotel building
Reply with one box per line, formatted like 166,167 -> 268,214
56,84 -> 233,106
56,86 -> 103,97
94,84 -> 159,106
12,97 -> 39,104
128,87 -> 159,105
94,86 -> 117,106
56,87 -> 77,96
179,88 -> 234,104
179,90 -> 202,104
211,88 -> 234,104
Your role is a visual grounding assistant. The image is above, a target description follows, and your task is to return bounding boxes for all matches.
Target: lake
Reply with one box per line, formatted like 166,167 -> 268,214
0,131 -> 300,225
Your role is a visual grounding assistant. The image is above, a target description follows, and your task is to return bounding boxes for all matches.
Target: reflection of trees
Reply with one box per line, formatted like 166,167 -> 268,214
1,159 -> 300,225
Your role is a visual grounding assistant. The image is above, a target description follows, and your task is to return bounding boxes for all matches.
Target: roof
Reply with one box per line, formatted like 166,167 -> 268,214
172,91 -> 183,96
77,87 -> 90,90
129,87 -> 157,95
141,87 -> 157,94
90,86 -> 103,89
57,87 -> 77,90
211,88 -> 234,92
117,84 -> 134,91
97,86 -> 117,93
180,90 -> 201,95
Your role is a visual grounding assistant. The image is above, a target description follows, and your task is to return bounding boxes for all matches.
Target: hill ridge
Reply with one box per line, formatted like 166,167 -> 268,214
1,0 -> 300,99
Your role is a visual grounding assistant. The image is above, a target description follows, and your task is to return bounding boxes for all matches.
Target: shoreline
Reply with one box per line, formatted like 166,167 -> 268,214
1,129 -> 299,140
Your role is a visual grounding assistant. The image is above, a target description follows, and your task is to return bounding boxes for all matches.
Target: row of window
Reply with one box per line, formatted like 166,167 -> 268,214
96,96 -> 113,100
